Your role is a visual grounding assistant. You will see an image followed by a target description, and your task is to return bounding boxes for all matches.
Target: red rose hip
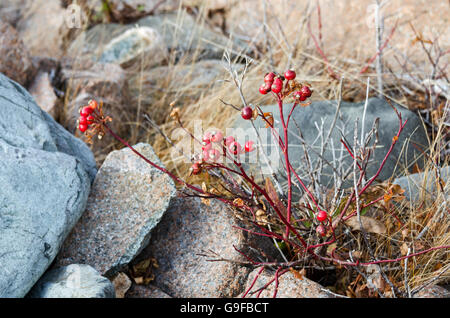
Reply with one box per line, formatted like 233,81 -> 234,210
241,106 -> 253,120
284,69 -> 296,80
259,83 -> 271,95
300,85 -> 312,98
80,106 -> 93,117
316,210 -> 328,222
264,72 -> 276,84
78,123 -> 88,132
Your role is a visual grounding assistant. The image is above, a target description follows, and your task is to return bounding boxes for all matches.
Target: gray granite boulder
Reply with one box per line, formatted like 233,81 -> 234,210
56,143 -> 176,276
28,264 -> 115,298
393,166 -> 449,204
0,141 -> 91,297
135,196 -> 279,298
0,74 -> 95,297
68,12 -> 247,64
234,98 -> 428,189
0,73 -> 97,181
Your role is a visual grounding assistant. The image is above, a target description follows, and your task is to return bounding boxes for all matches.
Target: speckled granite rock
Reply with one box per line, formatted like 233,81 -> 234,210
240,269 -> 333,298
28,264 -> 115,298
125,284 -> 171,298
135,196 -> 278,298
56,143 -> 176,276
413,285 -> 450,298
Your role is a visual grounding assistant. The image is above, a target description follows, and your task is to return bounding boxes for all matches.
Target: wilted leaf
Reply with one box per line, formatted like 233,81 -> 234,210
265,178 -> 287,218
345,216 -> 386,234
290,267 -> 305,280
112,272 -> 132,298
263,112 -> 274,128
384,183 -> 406,205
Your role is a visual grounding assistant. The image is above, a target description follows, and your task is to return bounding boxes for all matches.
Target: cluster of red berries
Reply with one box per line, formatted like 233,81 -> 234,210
258,69 -> 312,100
77,100 -> 98,132
191,130 -> 255,175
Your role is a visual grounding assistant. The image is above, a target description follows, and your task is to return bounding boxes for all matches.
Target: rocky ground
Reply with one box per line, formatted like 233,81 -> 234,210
0,0 -> 448,298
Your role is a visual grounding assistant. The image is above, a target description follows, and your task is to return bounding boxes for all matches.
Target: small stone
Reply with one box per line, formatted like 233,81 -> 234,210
28,264 -> 115,298
240,269 -> 333,298
99,26 -> 167,68
28,71 -> 59,119
56,143 -> 177,276
112,272 -> 132,298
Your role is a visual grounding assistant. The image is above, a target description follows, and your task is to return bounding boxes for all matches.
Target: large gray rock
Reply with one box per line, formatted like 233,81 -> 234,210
0,73 -> 97,181
69,12 -> 247,64
28,264 -> 115,298
0,141 -> 91,298
0,74 -> 95,297
135,196 -> 278,298
234,98 -> 428,189
56,143 -> 176,276
393,166 -> 449,204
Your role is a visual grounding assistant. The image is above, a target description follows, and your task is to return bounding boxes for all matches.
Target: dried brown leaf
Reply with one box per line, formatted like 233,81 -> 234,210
345,216 -> 386,234
265,178 -> 287,218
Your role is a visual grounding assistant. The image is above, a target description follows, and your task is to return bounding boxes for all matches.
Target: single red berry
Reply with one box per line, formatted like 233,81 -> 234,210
316,210 -> 328,222
244,140 -> 255,152
259,83 -> 271,95
300,85 -> 312,98
79,116 -> 88,125
284,69 -> 296,80
80,106 -> 93,117
264,72 -> 276,84
88,100 -> 98,109
78,123 -> 88,132
86,115 -> 94,125
241,106 -> 253,120
228,141 -> 241,155
271,79 -> 283,94
316,225 -> 326,237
